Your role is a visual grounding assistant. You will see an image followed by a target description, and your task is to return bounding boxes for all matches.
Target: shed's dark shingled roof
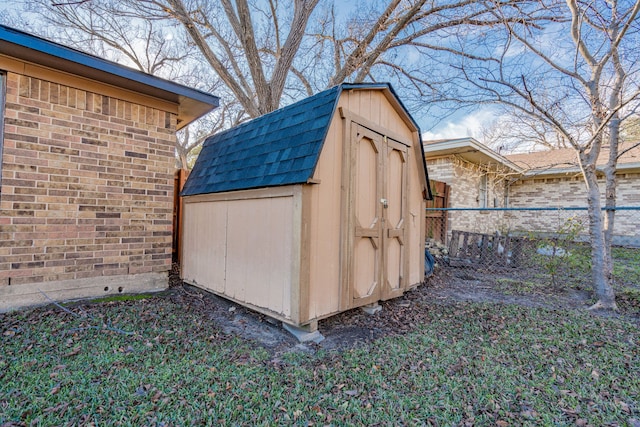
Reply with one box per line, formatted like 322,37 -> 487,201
182,85 -> 341,196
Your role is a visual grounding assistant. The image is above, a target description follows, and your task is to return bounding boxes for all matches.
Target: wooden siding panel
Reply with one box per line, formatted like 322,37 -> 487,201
225,196 -> 294,318
342,90 -> 413,143
306,112 -> 343,319
181,201 -> 226,292
373,91 -> 413,142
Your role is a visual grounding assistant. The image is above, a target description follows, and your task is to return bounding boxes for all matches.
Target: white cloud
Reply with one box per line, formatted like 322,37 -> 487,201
422,109 -> 496,141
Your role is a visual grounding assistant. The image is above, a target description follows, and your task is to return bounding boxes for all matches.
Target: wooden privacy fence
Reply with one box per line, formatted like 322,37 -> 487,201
448,230 -> 527,268
425,180 -> 450,243
172,169 -> 189,264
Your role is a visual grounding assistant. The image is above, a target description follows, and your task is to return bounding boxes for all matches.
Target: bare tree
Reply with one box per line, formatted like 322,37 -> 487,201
21,0 -> 550,115
442,0 -> 640,309
621,115 -> 640,143
303,0 -> 551,112
13,0 -> 563,169
479,112 -> 571,152
20,0 -> 193,75
127,0 -> 321,118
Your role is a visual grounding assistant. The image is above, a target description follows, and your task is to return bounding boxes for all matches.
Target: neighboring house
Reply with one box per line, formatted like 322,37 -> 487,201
424,138 -> 520,236
424,137 -> 640,245
0,25 -> 219,311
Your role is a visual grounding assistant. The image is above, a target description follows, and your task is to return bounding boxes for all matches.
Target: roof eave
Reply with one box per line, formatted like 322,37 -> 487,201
176,95 -> 220,131
0,25 -> 219,129
521,161 -> 640,178
424,138 -> 523,173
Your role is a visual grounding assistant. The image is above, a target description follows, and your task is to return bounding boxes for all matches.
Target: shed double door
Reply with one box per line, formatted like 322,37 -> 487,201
347,123 -> 409,308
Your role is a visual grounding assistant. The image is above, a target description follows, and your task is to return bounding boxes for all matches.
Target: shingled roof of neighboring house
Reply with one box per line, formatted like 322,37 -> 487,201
182,82 -> 428,197
0,24 -> 219,129
506,142 -> 640,174
424,137 -> 640,176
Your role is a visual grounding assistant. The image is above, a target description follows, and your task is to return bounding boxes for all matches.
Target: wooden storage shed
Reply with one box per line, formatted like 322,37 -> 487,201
181,83 -> 431,330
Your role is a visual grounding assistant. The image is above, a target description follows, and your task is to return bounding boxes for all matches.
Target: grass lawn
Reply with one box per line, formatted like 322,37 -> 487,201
1,292 -> 638,426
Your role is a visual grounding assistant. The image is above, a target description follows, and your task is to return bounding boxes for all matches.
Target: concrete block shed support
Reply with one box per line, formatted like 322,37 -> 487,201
361,303 -> 382,315
282,322 -> 325,343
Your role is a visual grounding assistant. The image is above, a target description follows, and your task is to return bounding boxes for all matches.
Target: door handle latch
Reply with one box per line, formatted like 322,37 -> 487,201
380,198 -> 388,208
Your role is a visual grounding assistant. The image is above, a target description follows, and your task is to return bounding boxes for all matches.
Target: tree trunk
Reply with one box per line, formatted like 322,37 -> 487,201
178,150 -> 188,170
583,164 -> 617,310
601,117 -> 620,312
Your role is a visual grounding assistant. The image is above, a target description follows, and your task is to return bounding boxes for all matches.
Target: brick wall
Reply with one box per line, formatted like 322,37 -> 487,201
509,173 -> 640,240
428,157 -> 509,235
0,73 -> 176,289
427,155 -> 640,245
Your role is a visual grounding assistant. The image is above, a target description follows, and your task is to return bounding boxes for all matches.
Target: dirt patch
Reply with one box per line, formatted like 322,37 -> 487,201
427,269 -> 594,310
167,267 -> 639,357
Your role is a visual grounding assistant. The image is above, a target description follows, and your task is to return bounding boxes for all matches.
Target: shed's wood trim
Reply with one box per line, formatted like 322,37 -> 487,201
412,130 -> 429,199
338,110 -> 354,311
182,186 -> 297,204
0,54 -> 178,114
290,185 -> 303,324
296,185 -> 313,324
417,135 -> 427,280
403,151 -> 411,288
338,106 -> 412,147
400,136 -> 411,294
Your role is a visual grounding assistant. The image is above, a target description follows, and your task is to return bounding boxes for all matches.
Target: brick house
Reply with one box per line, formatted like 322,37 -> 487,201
424,137 -> 640,245
0,25 -> 219,311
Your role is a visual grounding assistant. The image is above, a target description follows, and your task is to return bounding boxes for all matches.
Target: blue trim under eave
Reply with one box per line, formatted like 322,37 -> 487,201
0,24 -> 219,108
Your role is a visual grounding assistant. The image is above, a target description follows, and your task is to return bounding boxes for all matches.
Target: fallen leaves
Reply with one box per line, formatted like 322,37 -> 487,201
64,346 -> 81,357
49,384 -> 61,395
